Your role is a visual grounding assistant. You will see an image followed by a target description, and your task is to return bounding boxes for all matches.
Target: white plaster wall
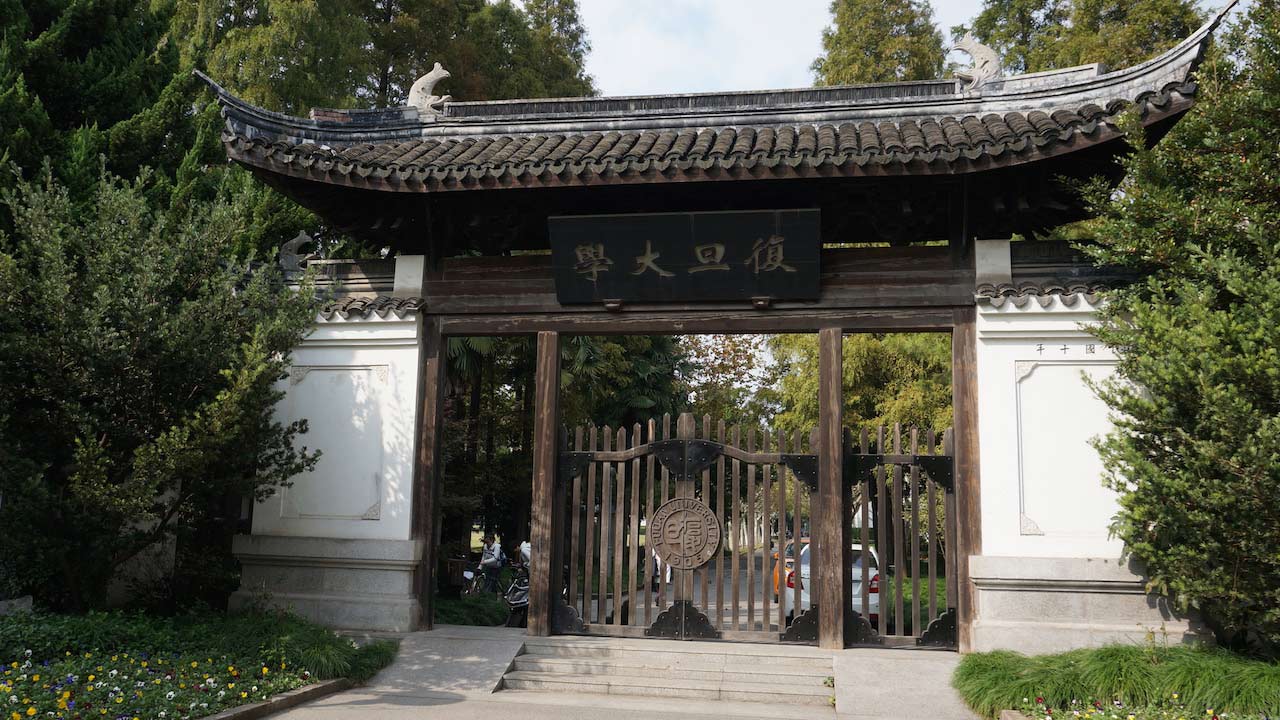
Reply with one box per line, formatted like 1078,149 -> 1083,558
252,315 -> 420,541
976,297 -> 1123,558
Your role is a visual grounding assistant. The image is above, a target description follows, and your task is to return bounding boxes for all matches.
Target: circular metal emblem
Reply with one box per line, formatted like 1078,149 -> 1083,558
650,497 -> 721,570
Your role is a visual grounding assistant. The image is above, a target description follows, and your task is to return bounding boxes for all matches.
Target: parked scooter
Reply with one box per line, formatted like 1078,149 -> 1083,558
504,541 -> 533,627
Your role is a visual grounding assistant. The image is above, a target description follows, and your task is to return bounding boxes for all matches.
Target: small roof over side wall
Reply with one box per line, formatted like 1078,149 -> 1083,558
199,5 -> 1231,196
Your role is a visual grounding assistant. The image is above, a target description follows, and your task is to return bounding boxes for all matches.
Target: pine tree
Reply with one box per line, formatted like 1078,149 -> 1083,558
965,0 -> 1067,74
812,0 -> 945,85
1084,4 -> 1280,652
965,0 -> 1203,74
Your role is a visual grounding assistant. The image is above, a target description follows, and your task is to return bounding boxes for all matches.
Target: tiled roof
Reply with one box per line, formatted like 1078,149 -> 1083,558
318,295 -> 424,320
976,281 -> 1110,308
200,5 -> 1229,193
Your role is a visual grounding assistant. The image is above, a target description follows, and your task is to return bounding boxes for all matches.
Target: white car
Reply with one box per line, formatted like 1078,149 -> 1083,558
779,543 -> 880,625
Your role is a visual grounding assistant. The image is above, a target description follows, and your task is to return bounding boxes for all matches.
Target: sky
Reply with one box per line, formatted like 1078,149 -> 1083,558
577,0 -> 988,97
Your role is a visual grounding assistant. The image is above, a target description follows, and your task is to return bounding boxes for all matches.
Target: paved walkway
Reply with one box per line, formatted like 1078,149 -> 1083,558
276,625 -> 977,720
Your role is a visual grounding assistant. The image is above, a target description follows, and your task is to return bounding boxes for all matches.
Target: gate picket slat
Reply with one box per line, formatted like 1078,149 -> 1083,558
910,428 -> 921,637
892,424 -> 905,637
645,418 -> 656,627
658,414 -> 671,611
875,425 -> 888,637
760,429 -> 772,633
730,424 -> 741,631
706,415 -> 716,609
943,429 -> 958,612
777,430 -> 789,634
598,426 -> 612,624
630,423 -> 642,627
613,427 -> 626,625
791,430 -> 803,627
584,426 -> 598,623
926,429 -> 938,625
745,428 -> 756,632
569,427 -> 584,614
716,419 -> 726,629
858,428 -> 871,633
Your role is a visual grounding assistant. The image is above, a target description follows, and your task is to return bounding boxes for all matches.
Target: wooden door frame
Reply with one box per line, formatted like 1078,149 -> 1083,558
411,306 -> 980,651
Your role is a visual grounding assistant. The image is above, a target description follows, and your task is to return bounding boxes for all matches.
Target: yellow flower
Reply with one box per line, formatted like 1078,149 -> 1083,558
29,675 -> 37,682
240,692 -> 247,699
141,661 -> 147,668
25,708 -> 35,717
88,675 -> 95,681
190,662 -> 198,668
11,711 -> 21,720
262,667 -> 269,675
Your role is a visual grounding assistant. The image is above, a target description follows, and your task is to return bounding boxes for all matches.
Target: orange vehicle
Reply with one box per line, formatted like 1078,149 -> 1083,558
771,537 -> 810,597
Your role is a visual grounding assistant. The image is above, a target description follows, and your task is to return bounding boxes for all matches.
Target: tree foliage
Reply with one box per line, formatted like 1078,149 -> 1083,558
964,0 -> 1203,74
767,333 -> 953,436
0,168 -> 319,608
812,0 -> 945,85
1083,4 -> 1280,653
1,0 -> 595,250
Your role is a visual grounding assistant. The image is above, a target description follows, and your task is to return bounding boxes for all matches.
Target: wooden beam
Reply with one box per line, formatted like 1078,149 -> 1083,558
527,330 -> 562,636
816,327 -> 846,649
412,314 -> 447,630
440,307 -> 957,336
951,307 -> 982,652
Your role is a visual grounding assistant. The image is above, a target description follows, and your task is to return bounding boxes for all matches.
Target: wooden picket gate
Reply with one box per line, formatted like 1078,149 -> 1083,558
844,425 -> 958,648
549,412 -> 957,649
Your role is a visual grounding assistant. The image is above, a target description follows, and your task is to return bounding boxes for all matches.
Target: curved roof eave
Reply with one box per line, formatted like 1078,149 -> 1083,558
201,0 -> 1233,194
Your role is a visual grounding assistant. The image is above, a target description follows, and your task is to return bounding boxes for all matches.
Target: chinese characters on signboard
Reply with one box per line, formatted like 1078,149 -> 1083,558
549,210 -> 820,304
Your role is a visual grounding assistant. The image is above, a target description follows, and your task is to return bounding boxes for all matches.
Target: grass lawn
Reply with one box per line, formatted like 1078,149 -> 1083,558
953,643 -> 1280,719
0,610 -> 397,720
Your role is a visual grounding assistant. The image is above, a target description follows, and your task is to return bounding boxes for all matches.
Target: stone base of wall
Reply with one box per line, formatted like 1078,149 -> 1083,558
969,556 -> 1210,655
229,535 -> 422,632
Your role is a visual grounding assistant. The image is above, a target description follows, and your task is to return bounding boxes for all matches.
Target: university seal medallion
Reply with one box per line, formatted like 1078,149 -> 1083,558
649,497 -> 721,570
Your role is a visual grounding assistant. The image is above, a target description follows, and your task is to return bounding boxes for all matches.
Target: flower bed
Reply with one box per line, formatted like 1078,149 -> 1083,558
4,650 -> 310,719
1014,695 -> 1258,720
0,612 -> 397,720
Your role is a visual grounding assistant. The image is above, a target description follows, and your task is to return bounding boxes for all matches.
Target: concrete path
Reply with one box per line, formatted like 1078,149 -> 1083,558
276,624 -> 978,720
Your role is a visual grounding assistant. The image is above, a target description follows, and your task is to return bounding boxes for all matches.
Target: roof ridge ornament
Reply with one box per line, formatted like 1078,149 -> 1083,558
953,32 -> 1002,92
408,62 -> 452,118
280,230 -> 316,276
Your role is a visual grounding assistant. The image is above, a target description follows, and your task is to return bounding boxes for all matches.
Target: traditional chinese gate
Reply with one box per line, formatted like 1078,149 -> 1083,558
553,412 -> 821,642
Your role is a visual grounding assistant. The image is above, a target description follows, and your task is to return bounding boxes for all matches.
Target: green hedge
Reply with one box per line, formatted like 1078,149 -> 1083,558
953,645 -> 1280,718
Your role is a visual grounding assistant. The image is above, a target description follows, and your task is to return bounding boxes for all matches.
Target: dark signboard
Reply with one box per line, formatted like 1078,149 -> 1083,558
549,209 -> 820,304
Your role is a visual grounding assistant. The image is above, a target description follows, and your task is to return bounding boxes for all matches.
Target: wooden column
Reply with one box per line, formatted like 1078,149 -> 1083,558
527,330 -> 561,636
412,314 -> 447,630
952,307 -> 982,652
816,327 -> 846,649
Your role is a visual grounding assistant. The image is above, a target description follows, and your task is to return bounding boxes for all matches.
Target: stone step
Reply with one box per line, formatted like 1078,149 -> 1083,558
520,637 -> 833,671
501,670 -> 835,706
511,655 -> 832,685
495,689 -> 836,720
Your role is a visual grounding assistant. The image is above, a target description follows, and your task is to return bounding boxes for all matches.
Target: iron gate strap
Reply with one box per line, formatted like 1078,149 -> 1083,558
845,453 -> 954,489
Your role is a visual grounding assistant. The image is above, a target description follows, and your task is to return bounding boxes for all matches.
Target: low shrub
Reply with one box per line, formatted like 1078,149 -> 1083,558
953,644 -> 1280,719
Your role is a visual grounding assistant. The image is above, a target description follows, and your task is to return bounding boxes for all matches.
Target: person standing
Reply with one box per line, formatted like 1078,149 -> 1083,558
480,534 -> 504,593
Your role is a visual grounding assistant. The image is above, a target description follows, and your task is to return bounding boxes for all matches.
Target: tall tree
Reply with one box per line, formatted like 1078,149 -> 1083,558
767,333 -> 953,436
812,0 -> 945,85
1083,4 -> 1280,653
964,0 -> 1203,74
965,0 -> 1067,74
0,169 -> 319,607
